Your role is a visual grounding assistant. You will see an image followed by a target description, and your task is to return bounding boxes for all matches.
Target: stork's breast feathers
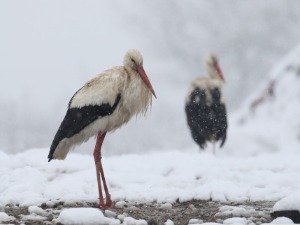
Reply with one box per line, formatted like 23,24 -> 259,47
191,77 -> 223,90
186,77 -> 225,105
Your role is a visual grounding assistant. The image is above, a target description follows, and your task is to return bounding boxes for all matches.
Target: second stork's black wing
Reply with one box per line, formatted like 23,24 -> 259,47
185,88 -> 211,149
210,88 -> 227,147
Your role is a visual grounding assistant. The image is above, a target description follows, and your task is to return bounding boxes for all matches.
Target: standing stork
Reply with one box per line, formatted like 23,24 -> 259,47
48,49 -> 156,208
185,53 -> 227,154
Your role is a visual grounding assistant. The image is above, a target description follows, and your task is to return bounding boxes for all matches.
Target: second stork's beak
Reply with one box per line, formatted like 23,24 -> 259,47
137,65 -> 157,98
214,62 -> 225,82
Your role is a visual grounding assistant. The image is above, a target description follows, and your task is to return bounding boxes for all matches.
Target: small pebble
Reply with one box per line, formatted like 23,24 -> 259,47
136,219 -> 148,225
46,201 -> 55,208
47,214 -> 54,221
126,206 -> 140,211
104,210 -> 117,218
160,203 -> 172,210
188,204 -> 197,211
117,214 -> 125,222
40,203 -> 47,209
271,217 -> 294,224
148,219 -> 158,225
260,217 -> 268,222
28,206 -> 47,216
248,216 -> 258,222
115,201 -> 128,208
216,219 -> 223,223
188,218 -> 203,224
164,219 -> 174,225
109,219 -> 121,225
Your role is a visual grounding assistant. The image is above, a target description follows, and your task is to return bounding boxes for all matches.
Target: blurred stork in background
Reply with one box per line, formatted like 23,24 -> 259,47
185,53 -> 227,154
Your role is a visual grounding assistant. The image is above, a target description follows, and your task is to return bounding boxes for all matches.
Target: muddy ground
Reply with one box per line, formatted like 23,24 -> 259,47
1,200 -> 276,225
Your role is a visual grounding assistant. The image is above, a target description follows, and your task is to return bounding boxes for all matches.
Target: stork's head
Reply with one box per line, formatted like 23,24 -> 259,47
124,49 -> 157,98
204,52 -> 225,82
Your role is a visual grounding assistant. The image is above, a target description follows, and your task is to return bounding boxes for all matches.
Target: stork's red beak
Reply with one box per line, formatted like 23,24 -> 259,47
137,65 -> 157,98
215,63 -> 225,82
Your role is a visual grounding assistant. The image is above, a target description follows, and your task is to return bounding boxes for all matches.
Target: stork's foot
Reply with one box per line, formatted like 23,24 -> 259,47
99,196 -> 112,209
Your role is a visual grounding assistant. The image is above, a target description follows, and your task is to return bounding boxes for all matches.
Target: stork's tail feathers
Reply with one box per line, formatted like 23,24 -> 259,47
48,139 -> 71,162
219,134 -> 226,148
48,94 -> 122,162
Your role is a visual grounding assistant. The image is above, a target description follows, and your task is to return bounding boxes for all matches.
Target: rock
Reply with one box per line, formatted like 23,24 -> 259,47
28,206 -> 47,216
164,219 -> 174,225
127,206 -> 140,211
115,201 -> 129,208
188,218 -> 203,224
46,201 -> 55,208
188,204 -> 197,211
105,209 -> 117,218
271,216 -> 294,224
160,203 -> 172,210
136,219 -> 148,225
148,219 -> 158,225
117,214 -> 125,222
41,203 -> 48,209
271,210 -> 300,223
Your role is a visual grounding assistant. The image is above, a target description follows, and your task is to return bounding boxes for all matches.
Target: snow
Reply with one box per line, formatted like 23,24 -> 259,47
123,217 -> 147,225
28,205 -> 47,216
268,217 -> 294,224
164,219 -> 174,225
223,217 -> 248,225
0,212 -> 15,222
1,149 -> 300,207
58,208 -> 115,225
21,214 -> 47,221
273,192 -> 300,211
216,206 -> 257,218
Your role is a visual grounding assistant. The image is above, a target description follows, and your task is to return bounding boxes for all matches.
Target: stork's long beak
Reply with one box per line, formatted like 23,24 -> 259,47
137,65 -> 157,98
215,63 -> 225,82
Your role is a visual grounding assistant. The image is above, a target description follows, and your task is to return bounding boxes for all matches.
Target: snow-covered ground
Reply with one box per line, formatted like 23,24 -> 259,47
1,23 -> 300,225
1,148 -> 300,207
0,149 -> 299,225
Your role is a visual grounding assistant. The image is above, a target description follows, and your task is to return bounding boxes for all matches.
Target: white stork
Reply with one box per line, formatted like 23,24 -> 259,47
48,49 -> 156,208
185,53 -> 227,154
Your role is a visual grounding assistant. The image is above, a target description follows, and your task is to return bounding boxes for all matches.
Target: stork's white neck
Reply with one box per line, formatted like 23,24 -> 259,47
122,71 -> 152,117
205,63 -> 219,79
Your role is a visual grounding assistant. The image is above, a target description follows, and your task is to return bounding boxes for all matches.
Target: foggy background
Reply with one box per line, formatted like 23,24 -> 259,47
1,0 -> 300,155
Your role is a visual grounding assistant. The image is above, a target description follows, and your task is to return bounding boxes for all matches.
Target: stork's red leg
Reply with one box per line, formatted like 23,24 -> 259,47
99,155 -> 112,207
93,132 -> 112,208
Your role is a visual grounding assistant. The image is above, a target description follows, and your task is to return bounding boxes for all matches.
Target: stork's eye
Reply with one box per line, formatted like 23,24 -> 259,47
131,58 -> 136,64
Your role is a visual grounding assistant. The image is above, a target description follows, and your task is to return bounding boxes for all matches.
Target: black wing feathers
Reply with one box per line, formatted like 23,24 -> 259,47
185,88 -> 209,148
210,88 -> 227,147
48,94 -> 121,161
185,88 -> 227,149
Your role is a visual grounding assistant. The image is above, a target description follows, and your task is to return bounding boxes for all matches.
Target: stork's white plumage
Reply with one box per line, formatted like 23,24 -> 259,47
48,49 -> 156,208
185,53 -> 227,154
